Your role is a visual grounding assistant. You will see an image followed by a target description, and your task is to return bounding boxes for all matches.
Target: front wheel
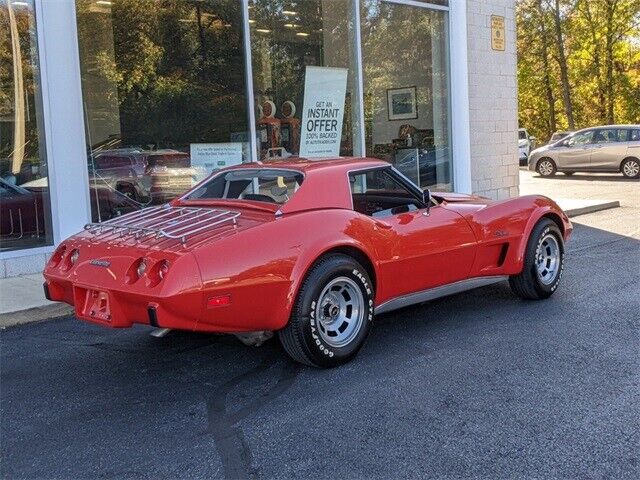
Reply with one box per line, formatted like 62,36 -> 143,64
509,219 -> 565,300
278,254 -> 374,367
621,158 -> 640,179
536,158 -> 557,177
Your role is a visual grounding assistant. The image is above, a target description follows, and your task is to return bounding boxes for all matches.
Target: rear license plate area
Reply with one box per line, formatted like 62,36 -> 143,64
77,288 -> 112,322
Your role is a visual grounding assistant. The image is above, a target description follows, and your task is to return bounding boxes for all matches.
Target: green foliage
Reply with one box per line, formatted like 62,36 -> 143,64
76,0 -> 248,150
517,0 -> 640,143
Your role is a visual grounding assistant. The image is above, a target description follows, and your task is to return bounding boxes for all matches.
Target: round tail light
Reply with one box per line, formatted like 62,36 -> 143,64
69,249 -> 80,265
136,259 -> 147,278
158,260 -> 170,280
49,245 -> 67,267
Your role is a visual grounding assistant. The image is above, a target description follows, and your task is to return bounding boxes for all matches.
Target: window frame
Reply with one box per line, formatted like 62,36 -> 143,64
182,167 -> 305,205
347,166 -> 428,215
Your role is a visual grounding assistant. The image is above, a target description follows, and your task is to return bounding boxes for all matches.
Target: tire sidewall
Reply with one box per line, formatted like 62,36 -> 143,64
296,257 -> 374,367
527,222 -> 564,296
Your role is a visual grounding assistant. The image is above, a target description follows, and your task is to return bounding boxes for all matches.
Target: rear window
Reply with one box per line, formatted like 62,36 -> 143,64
186,169 -> 304,205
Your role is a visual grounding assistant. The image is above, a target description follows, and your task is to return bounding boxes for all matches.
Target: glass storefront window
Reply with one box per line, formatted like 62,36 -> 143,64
361,1 -> 452,190
0,0 -> 53,252
249,0 -> 361,160
76,0 -> 251,222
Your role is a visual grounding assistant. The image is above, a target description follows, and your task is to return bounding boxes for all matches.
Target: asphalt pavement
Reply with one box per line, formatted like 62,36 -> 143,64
1,207 -> 639,479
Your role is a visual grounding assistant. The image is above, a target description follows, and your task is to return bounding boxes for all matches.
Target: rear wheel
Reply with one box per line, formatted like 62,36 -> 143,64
278,254 -> 374,367
509,219 -> 564,300
536,158 -> 556,177
621,158 -> 640,179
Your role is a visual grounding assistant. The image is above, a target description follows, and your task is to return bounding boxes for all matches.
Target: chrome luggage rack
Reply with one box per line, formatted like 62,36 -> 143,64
84,205 -> 240,245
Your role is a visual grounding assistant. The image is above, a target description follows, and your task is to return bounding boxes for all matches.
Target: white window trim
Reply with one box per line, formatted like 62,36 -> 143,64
448,0 -> 473,193
37,0 -> 91,242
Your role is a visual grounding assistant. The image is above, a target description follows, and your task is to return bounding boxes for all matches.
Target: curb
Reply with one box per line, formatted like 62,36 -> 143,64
563,201 -> 620,218
0,304 -> 73,329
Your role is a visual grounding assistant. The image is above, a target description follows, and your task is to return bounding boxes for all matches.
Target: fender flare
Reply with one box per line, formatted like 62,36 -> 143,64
514,206 -> 567,269
278,238 -> 378,329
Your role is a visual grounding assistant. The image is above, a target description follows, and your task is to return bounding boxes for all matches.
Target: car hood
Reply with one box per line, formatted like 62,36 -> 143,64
530,144 -> 551,156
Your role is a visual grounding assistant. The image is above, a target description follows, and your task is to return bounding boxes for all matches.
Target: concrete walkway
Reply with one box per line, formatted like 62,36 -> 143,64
0,273 -> 72,327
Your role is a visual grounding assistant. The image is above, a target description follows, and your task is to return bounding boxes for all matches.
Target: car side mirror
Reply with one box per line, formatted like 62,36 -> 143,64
423,189 -> 431,216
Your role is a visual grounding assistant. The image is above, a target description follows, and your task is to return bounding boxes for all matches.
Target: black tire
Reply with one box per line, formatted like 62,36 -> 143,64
278,254 -> 374,368
621,158 -> 640,179
536,158 -> 557,177
509,219 -> 565,300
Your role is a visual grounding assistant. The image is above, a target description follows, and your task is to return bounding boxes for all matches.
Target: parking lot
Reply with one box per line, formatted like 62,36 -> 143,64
2,201 -> 638,479
519,167 -> 640,208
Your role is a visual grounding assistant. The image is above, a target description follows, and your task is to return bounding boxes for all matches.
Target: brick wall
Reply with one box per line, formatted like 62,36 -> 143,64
466,0 -> 519,199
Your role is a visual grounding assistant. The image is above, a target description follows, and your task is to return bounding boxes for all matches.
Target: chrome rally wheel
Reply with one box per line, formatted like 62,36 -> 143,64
315,277 -> 365,348
509,219 -> 565,300
278,254 -> 374,368
535,233 -> 560,285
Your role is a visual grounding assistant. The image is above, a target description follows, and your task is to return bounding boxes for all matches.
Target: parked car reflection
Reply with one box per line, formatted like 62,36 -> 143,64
0,178 -> 46,245
1,176 -> 141,250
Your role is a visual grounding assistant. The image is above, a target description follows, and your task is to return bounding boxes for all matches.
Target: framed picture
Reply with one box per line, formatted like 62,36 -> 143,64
387,86 -> 417,121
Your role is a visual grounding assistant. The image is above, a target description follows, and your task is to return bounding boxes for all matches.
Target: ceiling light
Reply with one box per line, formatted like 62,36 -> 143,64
256,28 -> 271,33
96,0 -> 112,5
284,23 -> 295,28
12,0 -> 29,5
296,32 -> 310,37
249,19 -> 255,23
283,10 -> 297,15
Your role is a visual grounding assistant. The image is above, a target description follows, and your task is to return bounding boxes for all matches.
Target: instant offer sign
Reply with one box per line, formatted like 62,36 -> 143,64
299,66 -> 348,158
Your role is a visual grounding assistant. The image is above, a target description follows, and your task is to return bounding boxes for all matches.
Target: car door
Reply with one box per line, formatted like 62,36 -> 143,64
556,129 -> 595,169
591,128 -> 624,170
349,167 -> 477,299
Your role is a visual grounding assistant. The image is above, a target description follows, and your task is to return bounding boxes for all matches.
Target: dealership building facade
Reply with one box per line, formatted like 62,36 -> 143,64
0,0 -> 517,277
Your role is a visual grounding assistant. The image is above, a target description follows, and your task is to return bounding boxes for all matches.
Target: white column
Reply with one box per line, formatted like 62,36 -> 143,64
36,0 -> 91,243
448,0 -> 472,193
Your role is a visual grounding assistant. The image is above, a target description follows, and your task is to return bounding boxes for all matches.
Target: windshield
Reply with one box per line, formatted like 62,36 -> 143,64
186,168 -> 304,205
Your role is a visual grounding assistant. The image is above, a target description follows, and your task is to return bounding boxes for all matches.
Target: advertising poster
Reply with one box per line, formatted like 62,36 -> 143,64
299,66 -> 348,158
190,142 -> 243,181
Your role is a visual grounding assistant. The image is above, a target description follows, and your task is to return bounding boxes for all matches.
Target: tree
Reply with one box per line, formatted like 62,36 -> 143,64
517,0 -> 640,142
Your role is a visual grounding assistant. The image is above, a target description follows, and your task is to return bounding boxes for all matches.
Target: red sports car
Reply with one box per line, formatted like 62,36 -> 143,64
43,158 -> 572,367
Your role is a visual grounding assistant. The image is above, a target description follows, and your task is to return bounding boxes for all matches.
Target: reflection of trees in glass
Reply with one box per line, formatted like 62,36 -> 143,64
76,0 -> 249,150
0,1 -> 42,176
361,1 -> 449,150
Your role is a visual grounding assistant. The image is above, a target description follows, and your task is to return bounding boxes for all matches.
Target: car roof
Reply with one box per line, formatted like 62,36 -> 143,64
225,157 -> 388,173
575,125 -> 639,132
214,157 -> 392,215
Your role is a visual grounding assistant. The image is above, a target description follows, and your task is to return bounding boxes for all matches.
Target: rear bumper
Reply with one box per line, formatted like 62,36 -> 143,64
43,278 -> 202,331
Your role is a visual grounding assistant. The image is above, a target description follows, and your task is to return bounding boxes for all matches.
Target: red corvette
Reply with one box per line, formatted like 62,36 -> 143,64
43,158 -> 572,367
